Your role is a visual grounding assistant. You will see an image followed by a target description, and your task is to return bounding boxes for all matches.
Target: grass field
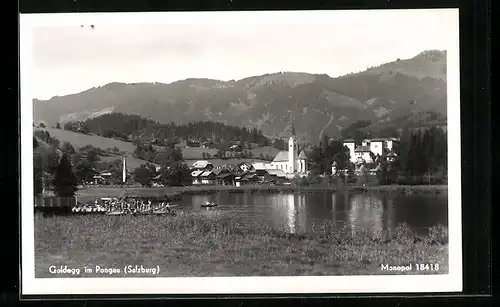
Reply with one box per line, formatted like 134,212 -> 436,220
34,212 -> 448,277
36,128 -> 277,166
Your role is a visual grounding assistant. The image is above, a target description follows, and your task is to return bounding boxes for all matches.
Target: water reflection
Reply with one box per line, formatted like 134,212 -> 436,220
348,194 -> 384,237
182,191 -> 447,236
267,194 -> 309,233
285,194 -> 295,233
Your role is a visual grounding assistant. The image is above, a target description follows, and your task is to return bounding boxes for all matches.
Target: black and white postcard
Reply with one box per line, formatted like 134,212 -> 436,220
20,9 -> 462,295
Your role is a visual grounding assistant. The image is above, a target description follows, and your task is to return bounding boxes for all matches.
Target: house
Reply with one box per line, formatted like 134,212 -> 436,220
191,160 -> 214,170
387,151 -> 397,163
354,145 -> 374,164
229,144 -> 242,151
151,174 -> 164,187
200,171 -> 216,185
237,162 -> 254,173
218,173 -> 236,186
266,169 -> 287,178
191,170 -> 204,185
331,161 -> 338,175
343,137 -> 399,164
201,141 -> 214,148
241,173 -> 258,184
269,126 -> 308,178
252,162 -> 272,171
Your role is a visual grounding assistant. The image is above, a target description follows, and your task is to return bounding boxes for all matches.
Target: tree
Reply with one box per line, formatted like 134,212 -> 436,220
56,122 -> 61,129
133,165 -> 153,187
39,123 -> 46,128
153,146 -> 183,166
61,142 -> 76,155
33,152 -> 44,196
377,160 -> 389,185
86,149 -> 100,164
53,154 -> 78,197
73,160 -> 96,184
346,162 -> 356,184
160,162 -> 191,186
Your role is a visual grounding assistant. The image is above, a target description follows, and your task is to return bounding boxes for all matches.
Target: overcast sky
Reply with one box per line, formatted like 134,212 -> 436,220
28,9 -> 458,100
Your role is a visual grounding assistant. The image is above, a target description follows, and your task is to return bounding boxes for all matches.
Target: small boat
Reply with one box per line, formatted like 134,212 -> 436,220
201,201 -> 218,208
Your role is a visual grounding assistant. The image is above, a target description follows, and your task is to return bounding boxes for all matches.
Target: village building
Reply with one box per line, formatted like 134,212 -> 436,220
200,171 -> 216,185
191,170 -> 204,185
343,137 -> 399,164
269,126 -> 309,178
191,160 -> 214,171
237,161 -> 254,173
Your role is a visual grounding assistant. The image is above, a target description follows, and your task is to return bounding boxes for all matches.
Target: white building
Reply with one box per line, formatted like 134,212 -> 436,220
270,129 -> 308,177
343,137 -> 399,165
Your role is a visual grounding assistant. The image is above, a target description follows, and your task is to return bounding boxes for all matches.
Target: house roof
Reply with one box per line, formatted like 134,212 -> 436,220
201,171 -> 214,177
252,162 -> 272,170
354,146 -> 371,152
152,174 -> 162,180
272,151 -> 289,162
191,170 -> 204,177
192,160 -> 212,168
212,168 -> 227,175
343,139 -> 355,143
370,137 -> 400,142
266,169 -> 287,177
332,161 -> 337,166
218,173 -> 235,179
387,151 -> 398,157
242,173 -> 257,180
298,150 -> 307,159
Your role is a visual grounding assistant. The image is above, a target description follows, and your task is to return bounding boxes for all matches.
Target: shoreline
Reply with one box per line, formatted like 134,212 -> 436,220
74,184 -> 448,201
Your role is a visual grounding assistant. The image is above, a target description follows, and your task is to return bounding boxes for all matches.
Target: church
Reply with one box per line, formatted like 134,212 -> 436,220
270,126 -> 308,178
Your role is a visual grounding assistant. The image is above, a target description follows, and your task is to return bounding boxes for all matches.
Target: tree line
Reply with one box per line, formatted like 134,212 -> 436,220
62,112 -> 272,147
306,126 -> 447,185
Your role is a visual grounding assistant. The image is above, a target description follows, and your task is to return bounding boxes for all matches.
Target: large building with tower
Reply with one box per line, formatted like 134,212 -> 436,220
270,127 -> 308,177
343,137 -> 399,165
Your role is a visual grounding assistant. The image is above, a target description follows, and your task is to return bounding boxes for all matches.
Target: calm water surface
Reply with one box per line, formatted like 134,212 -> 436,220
172,191 -> 448,236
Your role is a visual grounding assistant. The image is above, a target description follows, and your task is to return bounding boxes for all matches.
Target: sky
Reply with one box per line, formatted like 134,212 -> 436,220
26,9 -> 458,100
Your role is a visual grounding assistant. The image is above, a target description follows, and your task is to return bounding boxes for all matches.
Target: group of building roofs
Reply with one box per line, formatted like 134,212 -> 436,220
332,137 -> 399,176
189,160 -> 291,186
188,134 -> 401,186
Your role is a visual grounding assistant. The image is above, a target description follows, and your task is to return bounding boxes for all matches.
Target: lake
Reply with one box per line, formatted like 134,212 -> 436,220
174,191 -> 448,236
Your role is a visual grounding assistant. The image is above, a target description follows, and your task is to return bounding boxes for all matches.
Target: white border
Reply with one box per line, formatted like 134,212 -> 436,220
20,9 -> 462,295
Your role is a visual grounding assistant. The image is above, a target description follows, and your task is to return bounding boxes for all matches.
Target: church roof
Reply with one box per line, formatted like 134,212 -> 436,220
298,150 -> 307,159
272,151 -> 289,162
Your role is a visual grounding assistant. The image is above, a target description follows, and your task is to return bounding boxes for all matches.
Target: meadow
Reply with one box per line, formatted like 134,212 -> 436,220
34,212 -> 448,277
36,128 -> 275,167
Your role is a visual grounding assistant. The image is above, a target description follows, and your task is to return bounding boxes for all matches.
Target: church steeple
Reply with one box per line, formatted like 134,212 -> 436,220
290,124 -> 296,137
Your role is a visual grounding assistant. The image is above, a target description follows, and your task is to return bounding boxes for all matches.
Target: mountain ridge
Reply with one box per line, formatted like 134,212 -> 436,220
33,50 -> 447,143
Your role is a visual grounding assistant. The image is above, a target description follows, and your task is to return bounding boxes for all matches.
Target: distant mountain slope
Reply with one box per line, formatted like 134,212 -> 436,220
33,50 -> 447,143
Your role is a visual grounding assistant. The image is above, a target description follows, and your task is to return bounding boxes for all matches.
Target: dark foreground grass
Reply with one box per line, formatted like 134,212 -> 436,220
34,213 -> 448,278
